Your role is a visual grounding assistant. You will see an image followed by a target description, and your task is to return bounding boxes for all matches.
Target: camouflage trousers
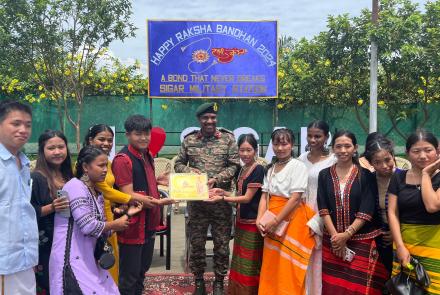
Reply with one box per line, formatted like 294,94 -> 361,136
187,201 -> 233,278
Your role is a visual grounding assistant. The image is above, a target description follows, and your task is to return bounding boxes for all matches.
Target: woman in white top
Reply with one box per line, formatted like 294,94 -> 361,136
256,128 -> 315,295
298,120 -> 336,295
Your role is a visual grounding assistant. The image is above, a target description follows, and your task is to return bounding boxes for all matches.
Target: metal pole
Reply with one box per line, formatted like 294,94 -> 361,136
369,0 -> 379,133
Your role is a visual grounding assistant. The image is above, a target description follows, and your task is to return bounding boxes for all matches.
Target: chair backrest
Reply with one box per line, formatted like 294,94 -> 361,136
170,155 -> 179,173
30,159 -> 37,171
154,157 -> 172,178
395,156 -> 412,170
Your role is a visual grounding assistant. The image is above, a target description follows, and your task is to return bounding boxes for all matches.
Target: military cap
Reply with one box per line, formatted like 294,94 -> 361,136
196,102 -> 219,117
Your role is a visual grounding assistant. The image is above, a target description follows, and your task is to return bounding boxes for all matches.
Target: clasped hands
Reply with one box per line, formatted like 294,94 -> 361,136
330,232 -> 350,258
204,188 -> 225,203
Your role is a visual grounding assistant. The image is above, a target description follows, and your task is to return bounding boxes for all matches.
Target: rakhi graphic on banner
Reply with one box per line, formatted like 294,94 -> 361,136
147,20 -> 278,98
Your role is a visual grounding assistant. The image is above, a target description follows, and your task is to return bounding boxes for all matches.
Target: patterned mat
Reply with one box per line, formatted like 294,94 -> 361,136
143,273 -> 228,295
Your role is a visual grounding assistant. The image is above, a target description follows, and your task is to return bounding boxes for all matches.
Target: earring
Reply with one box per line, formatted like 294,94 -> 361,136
80,173 -> 90,183
305,144 -> 310,152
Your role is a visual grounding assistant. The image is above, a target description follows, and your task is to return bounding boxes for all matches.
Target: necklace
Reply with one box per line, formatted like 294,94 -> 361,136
238,162 -> 256,181
277,157 -> 292,165
336,164 -> 354,184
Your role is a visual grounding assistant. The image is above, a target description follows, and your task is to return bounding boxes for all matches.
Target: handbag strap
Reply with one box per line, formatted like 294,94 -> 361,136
63,217 -> 74,266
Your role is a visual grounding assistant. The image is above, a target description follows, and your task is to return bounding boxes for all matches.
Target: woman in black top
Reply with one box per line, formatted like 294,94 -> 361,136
31,130 -> 73,294
207,134 -> 264,295
363,135 -> 398,274
388,129 -> 440,294
317,130 -> 387,295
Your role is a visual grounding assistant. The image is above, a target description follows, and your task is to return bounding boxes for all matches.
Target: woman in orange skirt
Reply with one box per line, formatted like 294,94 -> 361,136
256,128 -> 316,295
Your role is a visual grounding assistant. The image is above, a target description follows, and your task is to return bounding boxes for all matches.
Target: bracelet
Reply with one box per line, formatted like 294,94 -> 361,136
124,212 -> 131,219
345,225 -> 356,237
345,229 -> 353,238
51,202 -> 56,212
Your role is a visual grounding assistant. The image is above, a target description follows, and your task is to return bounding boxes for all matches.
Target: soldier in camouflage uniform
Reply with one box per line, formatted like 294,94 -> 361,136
174,102 -> 240,295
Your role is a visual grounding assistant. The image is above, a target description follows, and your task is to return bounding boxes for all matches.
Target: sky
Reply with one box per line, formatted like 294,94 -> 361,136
109,0 -> 428,73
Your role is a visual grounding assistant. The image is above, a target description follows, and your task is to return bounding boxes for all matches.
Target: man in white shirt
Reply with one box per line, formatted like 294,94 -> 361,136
0,99 -> 38,294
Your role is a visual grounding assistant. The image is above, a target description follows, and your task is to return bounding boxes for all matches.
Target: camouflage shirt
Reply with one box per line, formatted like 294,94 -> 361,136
174,128 -> 240,189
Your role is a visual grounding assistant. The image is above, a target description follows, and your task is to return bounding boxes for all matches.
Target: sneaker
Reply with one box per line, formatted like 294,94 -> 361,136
193,278 -> 206,295
212,280 -> 224,295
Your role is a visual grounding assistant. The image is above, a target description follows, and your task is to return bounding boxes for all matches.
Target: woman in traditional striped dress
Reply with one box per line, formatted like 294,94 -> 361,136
317,130 -> 388,295
388,129 -> 440,295
207,133 -> 264,295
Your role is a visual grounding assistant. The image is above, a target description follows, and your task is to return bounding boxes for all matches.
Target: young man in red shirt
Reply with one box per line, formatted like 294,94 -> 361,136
112,114 -> 172,295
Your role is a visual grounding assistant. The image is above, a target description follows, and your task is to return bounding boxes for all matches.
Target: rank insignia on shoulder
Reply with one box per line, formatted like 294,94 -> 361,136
217,127 -> 233,134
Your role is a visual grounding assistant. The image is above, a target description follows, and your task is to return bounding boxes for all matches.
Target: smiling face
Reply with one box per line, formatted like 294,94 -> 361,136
126,130 -> 151,151
333,135 -> 358,164
370,149 -> 395,177
44,136 -> 67,167
272,136 -> 293,161
407,140 -> 439,170
307,127 -> 328,151
0,110 -> 32,155
82,154 -> 108,183
198,113 -> 217,136
239,141 -> 257,166
89,130 -> 114,155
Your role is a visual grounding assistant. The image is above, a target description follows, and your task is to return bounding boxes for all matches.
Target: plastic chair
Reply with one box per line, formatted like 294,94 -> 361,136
155,189 -> 172,270
395,156 -> 411,170
256,157 -> 268,167
154,157 -> 172,178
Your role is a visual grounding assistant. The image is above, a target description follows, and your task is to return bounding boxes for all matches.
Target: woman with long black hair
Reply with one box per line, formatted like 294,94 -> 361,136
49,146 -> 142,294
317,130 -> 387,294
31,130 -> 74,294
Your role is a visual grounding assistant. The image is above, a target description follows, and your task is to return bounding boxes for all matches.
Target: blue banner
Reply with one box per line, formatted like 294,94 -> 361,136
147,20 -> 278,98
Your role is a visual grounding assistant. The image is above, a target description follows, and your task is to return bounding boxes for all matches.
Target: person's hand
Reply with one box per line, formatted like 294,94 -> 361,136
157,171 -> 170,186
256,217 -> 266,237
127,201 -> 143,216
113,204 -> 128,215
396,245 -> 411,266
209,188 -> 224,197
331,233 -> 349,253
52,197 -> 69,212
422,158 -> 440,176
207,178 -> 217,188
190,168 -> 201,174
113,215 -> 130,231
382,230 -> 393,246
261,217 -> 279,235
332,247 -> 345,259
158,198 -> 176,206
140,196 -> 156,208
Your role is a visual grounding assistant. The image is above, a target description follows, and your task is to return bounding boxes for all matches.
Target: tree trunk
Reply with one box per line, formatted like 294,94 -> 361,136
273,98 -> 279,126
56,100 -> 65,133
387,111 -> 407,141
75,124 -> 81,152
354,105 -> 369,133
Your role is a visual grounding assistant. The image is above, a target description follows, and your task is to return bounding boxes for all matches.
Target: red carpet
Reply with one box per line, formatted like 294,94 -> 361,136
143,273 -> 228,295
